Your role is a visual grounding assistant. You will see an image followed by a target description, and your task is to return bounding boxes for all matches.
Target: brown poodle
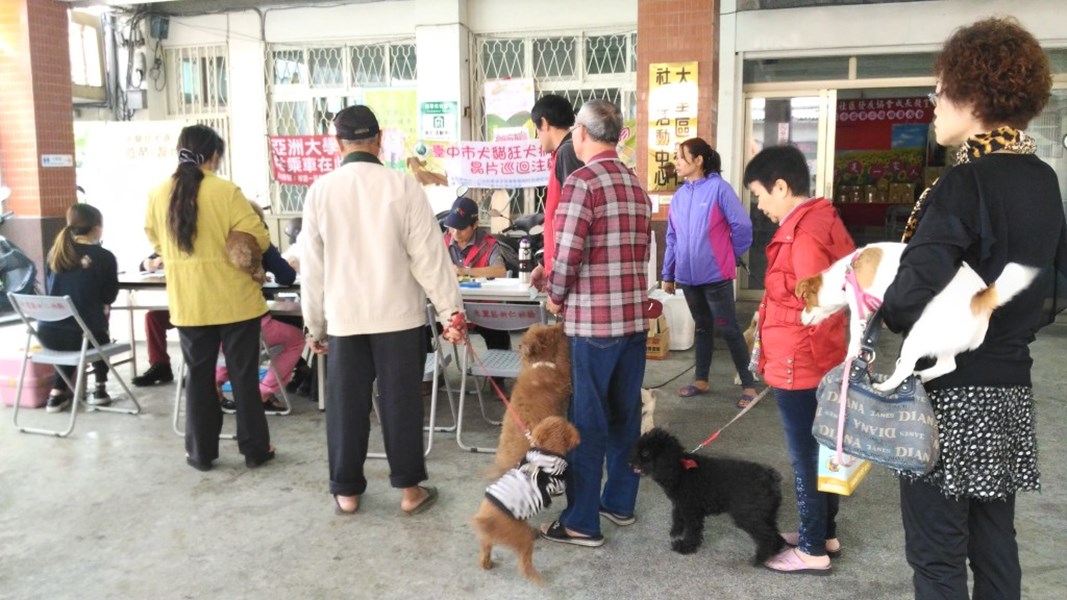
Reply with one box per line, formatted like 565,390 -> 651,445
493,323 -> 571,475
226,230 -> 266,284
472,416 -> 581,583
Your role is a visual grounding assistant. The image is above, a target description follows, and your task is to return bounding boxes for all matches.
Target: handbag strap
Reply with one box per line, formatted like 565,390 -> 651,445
859,310 -> 884,359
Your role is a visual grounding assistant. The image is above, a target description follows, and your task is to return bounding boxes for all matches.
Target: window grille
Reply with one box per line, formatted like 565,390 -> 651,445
267,40 -> 416,213
163,45 -> 231,177
472,30 -> 637,215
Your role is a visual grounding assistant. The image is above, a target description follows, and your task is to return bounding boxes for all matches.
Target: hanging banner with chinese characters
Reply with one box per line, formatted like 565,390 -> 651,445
269,137 -> 551,189
425,139 -> 550,189
268,135 -> 343,186
647,62 -> 698,193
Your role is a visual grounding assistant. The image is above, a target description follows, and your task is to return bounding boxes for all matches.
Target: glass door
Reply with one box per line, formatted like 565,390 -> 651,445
738,90 -> 837,296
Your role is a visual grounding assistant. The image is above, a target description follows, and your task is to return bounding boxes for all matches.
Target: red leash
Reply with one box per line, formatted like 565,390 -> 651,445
690,387 -> 772,453
453,312 -> 532,442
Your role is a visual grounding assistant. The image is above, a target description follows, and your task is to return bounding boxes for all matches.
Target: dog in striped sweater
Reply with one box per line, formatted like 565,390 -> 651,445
472,416 -> 581,583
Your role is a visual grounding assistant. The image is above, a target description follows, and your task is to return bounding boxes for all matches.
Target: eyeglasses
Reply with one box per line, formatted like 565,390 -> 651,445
927,91 -> 942,107
569,123 -> 586,134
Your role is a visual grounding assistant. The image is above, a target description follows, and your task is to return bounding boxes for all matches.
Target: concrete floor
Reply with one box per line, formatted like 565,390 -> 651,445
1,315 -> 1065,600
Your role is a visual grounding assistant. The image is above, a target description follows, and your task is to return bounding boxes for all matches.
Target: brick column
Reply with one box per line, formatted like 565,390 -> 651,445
0,0 -> 77,276
636,0 -> 719,274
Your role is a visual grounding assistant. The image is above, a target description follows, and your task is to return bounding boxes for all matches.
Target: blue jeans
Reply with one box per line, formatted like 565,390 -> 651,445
773,387 -> 839,556
561,332 -> 647,537
681,281 -> 755,388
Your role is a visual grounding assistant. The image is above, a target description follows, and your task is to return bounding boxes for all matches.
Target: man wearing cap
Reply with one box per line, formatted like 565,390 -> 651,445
442,196 -> 511,385
301,104 -> 465,516
540,99 -> 652,548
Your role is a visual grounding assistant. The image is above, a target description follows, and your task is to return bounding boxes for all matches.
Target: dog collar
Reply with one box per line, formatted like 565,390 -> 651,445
681,457 -> 698,470
530,361 -> 556,369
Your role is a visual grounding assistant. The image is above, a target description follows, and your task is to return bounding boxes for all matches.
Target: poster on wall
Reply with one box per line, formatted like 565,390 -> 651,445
364,88 -> 418,171
74,120 -> 185,269
834,97 -> 935,204
647,62 -> 698,193
268,135 -> 343,186
419,101 -> 459,142
484,79 -> 535,141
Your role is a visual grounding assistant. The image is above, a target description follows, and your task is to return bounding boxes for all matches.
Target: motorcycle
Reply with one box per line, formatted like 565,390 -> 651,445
0,186 -> 39,312
491,210 -> 545,276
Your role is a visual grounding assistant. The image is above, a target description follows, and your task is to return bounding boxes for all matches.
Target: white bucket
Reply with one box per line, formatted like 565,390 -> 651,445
649,289 -> 695,351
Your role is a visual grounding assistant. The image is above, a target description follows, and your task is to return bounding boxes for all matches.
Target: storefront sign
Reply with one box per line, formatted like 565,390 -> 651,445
647,61 -> 698,193
420,101 -> 459,142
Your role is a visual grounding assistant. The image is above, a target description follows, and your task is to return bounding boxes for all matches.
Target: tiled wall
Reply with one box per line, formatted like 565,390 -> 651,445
637,0 -> 719,220
0,0 -> 77,272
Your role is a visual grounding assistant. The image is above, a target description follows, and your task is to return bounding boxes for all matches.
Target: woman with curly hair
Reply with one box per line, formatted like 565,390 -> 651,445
881,18 -> 1064,599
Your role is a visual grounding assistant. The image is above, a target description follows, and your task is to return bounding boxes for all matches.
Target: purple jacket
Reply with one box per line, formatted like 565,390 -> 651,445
662,174 -> 753,285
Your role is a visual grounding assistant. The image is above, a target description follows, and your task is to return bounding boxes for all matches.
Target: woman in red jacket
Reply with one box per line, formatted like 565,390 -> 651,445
743,145 -> 855,574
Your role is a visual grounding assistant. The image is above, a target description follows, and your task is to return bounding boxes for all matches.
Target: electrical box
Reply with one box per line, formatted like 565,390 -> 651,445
125,89 -> 147,110
150,15 -> 170,40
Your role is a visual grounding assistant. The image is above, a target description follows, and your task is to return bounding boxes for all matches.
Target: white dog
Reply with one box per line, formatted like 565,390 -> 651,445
795,242 -> 1038,392
640,388 -> 657,434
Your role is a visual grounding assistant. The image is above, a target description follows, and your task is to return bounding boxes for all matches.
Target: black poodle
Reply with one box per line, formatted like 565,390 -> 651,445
631,427 -> 786,563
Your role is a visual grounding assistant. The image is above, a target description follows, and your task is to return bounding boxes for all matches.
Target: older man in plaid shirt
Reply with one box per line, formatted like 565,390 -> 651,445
540,99 -> 652,548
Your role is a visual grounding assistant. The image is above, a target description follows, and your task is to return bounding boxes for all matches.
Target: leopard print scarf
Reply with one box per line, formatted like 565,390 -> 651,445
900,126 -> 1036,242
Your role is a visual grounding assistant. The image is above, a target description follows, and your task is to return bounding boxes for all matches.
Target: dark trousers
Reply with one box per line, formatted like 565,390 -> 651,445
37,325 -> 109,391
774,387 -> 839,556
326,327 -> 427,496
900,477 -> 1021,600
681,280 -> 755,388
178,318 -> 271,464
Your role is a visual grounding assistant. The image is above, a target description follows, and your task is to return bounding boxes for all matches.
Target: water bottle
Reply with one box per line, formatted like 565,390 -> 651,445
518,237 -> 532,284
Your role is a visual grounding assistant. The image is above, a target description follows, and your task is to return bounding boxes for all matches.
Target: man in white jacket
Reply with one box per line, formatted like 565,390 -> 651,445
301,105 -> 465,516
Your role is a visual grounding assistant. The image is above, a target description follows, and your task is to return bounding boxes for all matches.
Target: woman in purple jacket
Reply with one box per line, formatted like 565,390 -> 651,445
662,138 -> 756,408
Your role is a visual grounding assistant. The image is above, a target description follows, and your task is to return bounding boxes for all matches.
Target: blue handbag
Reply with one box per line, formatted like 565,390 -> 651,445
812,311 -> 940,475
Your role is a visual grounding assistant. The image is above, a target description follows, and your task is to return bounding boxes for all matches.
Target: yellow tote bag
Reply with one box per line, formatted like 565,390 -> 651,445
817,444 -> 872,496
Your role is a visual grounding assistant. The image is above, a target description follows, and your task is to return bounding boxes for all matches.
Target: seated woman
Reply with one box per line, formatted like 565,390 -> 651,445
216,202 -> 305,414
38,204 -> 119,413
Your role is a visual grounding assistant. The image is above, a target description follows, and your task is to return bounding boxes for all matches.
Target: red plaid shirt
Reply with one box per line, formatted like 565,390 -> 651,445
547,150 -> 652,337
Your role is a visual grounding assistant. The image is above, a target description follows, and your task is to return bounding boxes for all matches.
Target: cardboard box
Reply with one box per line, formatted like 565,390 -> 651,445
0,356 -> 54,408
646,315 -> 670,360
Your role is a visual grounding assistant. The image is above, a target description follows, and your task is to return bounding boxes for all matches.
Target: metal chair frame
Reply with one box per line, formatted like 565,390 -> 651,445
172,334 -> 294,439
368,304 -> 456,458
456,300 -> 547,453
7,293 -> 140,437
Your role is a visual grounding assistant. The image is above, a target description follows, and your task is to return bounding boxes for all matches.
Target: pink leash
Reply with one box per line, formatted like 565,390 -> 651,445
457,323 -> 533,442
832,259 -> 884,467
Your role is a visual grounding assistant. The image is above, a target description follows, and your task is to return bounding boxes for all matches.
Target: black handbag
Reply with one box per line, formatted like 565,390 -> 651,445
812,311 -> 939,474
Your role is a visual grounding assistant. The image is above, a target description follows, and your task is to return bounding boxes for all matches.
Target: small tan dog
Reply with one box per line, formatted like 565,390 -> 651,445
733,311 -> 760,385
493,323 -> 571,475
473,416 -> 581,583
226,230 -> 266,284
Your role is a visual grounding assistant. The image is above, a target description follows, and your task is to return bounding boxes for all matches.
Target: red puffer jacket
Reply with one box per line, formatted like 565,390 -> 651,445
757,198 -> 855,390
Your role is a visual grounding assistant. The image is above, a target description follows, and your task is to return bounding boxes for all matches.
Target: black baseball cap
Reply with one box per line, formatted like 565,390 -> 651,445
444,196 -> 479,229
333,105 -> 380,141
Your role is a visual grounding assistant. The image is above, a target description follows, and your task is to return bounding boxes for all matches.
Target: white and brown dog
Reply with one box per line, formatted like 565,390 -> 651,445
795,242 -> 1038,391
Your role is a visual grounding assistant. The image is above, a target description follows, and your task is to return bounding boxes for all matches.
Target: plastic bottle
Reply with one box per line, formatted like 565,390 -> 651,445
518,237 -> 532,284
